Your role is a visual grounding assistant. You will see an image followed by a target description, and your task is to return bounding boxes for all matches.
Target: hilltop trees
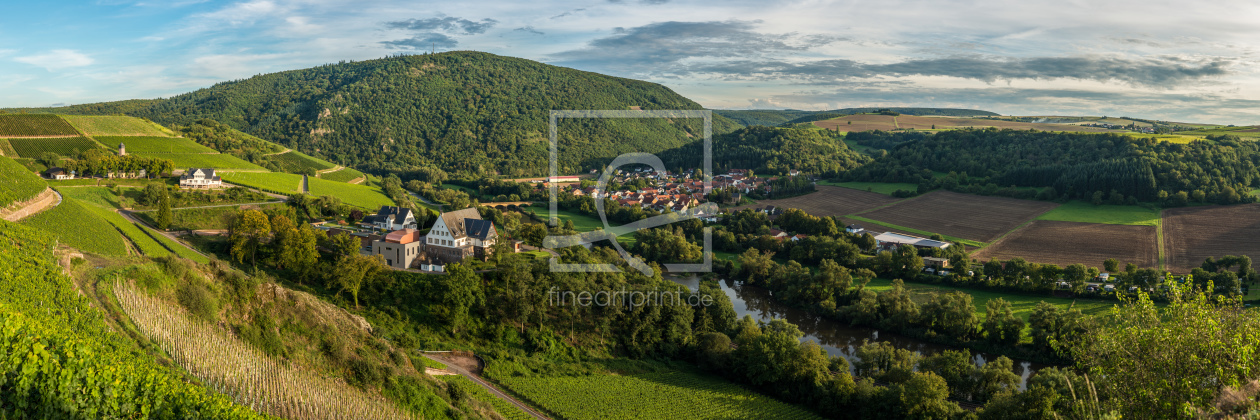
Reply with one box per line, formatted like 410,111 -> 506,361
230,209 -> 270,266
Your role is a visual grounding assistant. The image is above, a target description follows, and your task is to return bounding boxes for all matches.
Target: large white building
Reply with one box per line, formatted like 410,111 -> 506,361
179,168 -> 222,188
365,206 -> 417,231
423,208 -> 497,264
873,232 -> 951,251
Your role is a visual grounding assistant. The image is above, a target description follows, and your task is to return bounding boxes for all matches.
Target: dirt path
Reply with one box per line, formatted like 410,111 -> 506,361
421,353 -> 551,420
2,187 -> 61,221
262,147 -> 292,156
315,165 -> 343,175
117,209 -> 213,260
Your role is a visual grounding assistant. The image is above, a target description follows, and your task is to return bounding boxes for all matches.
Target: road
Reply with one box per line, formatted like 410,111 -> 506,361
117,209 -> 213,260
419,353 -> 551,420
130,200 -> 285,212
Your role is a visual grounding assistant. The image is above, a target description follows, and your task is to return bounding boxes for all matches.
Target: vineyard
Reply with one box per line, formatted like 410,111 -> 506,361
0,139 -> 17,156
61,115 -> 172,137
319,167 -> 365,183
134,203 -> 285,232
222,172 -> 304,194
81,200 -> 173,258
307,177 -> 396,209
8,136 -> 102,158
19,198 -> 129,256
0,114 -> 80,137
0,221 -> 265,418
270,150 -> 336,173
113,281 -> 418,420
149,153 -> 266,170
437,376 -> 534,420
495,371 -> 823,420
98,136 -> 217,154
0,156 -> 46,208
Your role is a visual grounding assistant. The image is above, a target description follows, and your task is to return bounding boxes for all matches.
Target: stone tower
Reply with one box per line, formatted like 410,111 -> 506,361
119,143 -> 126,156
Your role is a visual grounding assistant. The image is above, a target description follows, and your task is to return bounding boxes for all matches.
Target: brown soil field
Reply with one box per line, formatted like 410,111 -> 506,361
813,114 -> 1121,133
1163,204 -> 1260,272
973,220 -> 1158,268
1238,126 -> 1260,133
734,186 -> 901,218
858,191 -> 1059,242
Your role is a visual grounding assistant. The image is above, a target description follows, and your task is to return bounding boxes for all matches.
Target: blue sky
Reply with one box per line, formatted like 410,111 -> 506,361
3,0 -> 1259,124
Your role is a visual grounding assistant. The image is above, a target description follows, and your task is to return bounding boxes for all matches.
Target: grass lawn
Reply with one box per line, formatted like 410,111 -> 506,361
306,177 -> 395,210
842,139 -> 873,153
865,278 -> 1116,324
442,183 -> 477,195
819,180 -> 918,196
221,172 -> 303,194
1251,189 -> 1260,198
525,204 -> 638,248
1036,200 -> 1161,226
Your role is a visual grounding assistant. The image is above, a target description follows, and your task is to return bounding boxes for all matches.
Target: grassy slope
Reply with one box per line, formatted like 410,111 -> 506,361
19,198 -> 129,256
97,136 -> 217,154
319,167 -> 364,183
150,153 -> 266,170
1036,201 -> 1161,226
221,172 -> 303,194
306,177 -> 395,209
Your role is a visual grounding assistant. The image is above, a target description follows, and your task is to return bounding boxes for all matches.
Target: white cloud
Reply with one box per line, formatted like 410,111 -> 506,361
190,53 -> 291,79
14,50 -> 95,71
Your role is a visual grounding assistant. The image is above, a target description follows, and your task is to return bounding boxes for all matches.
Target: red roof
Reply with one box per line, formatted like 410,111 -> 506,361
384,229 -> 420,244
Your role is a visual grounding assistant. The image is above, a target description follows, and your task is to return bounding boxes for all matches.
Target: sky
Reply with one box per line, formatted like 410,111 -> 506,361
2,0 -> 1259,124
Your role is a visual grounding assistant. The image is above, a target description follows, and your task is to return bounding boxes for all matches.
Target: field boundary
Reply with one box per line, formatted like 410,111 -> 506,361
1157,209 -> 1167,271
978,203 -> 1063,251
0,134 -> 82,139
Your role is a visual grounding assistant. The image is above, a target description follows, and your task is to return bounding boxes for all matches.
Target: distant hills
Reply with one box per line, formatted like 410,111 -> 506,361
715,108 -> 1000,127
7,52 -> 739,177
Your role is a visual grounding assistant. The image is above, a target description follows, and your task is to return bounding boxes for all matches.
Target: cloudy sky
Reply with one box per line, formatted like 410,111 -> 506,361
3,0 -> 1259,124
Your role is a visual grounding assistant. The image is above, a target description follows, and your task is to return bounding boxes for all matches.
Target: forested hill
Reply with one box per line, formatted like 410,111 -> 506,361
715,107 -> 999,127
659,126 -> 869,177
10,52 -> 739,177
844,129 -> 1260,205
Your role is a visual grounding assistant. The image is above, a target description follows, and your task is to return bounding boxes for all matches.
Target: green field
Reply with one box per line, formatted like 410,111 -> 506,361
847,215 -> 986,247
1036,201 -> 1161,226
0,114 -> 80,137
7,137 -> 101,158
865,278 -> 1115,328
81,202 -> 172,258
525,204 -> 637,247
148,153 -> 265,170
221,172 -> 303,194
442,183 -> 478,195
307,177 -> 395,209
55,186 -> 124,208
437,376 -> 533,420
269,150 -> 336,173
97,136 -> 216,154
820,180 -> 919,195
496,371 -> 822,420
1,156 -> 47,208
1177,126 -> 1260,138
319,167 -> 364,183
60,115 -> 172,137
1251,188 -> 1260,197
0,139 -> 18,157
19,198 -> 128,256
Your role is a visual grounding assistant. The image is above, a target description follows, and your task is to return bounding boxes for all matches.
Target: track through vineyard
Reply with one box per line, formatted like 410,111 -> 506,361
114,282 -> 418,420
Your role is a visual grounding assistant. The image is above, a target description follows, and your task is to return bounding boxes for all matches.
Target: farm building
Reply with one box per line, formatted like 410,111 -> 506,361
873,232 -> 951,251
846,224 -> 865,234
923,257 -> 950,269
44,167 -> 74,180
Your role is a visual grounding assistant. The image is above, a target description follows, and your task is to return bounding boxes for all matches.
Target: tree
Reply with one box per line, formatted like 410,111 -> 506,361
38,152 -> 59,169
348,209 -> 364,223
1070,275 -> 1260,418
1063,263 -> 1089,293
982,298 -> 1024,346
920,291 -> 978,340
1090,191 -> 1104,205
326,232 -> 360,259
330,253 -> 385,309
288,224 -> 321,283
517,223 -> 548,247
1103,258 -> 1119,273
139,183 -> 166,206
438,263 -> 484,334
156,190 -> 172,230
900,372 -> 960,419
230,209 -> 271,266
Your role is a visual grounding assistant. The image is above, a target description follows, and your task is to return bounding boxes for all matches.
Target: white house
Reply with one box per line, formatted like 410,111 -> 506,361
365,206 -> 417,231
423,208 -> 497,263
44,167 -> 75,180
180,168 -> 222,188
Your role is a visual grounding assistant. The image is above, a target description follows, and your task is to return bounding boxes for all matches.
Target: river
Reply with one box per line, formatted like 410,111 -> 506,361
667,276 -> 1048,389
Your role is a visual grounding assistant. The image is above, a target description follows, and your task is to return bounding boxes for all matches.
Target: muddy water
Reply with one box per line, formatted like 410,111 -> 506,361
668,276 -> 1049,389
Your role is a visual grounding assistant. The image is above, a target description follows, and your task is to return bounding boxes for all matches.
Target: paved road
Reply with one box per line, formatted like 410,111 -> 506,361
420,354 -> 551,420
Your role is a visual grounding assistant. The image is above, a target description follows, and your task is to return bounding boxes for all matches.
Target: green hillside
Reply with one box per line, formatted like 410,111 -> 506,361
716,107 -> 999,127
14,52 -> 739,177
0,156 -> 47,208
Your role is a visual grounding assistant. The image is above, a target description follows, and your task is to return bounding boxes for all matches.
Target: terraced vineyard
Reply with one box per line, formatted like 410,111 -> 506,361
0,139 -> 17,156
496,372 -> 822,420
0,221 -> 264,418
114,282 -> 418,420
221,172 -> 303,194
19,198 -> 129,256
437,376 -> 534,420
270,150 -> 336,173
0,156 -> 47,208
61,115 -> 172,137
307,176 -> 395,209
97,136 -> 216,154
319,167 -> 364,183
8,136 -> 101,157
151,153 -> 266,170
74,198 -> 173,258
0,114 -> 80,136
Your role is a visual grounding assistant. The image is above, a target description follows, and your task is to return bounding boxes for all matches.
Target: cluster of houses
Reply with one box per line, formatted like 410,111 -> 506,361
1081,122 -> 1158,134
42,164 -> 224,190
316,205 -> 511,272
563,168 -> 797,214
